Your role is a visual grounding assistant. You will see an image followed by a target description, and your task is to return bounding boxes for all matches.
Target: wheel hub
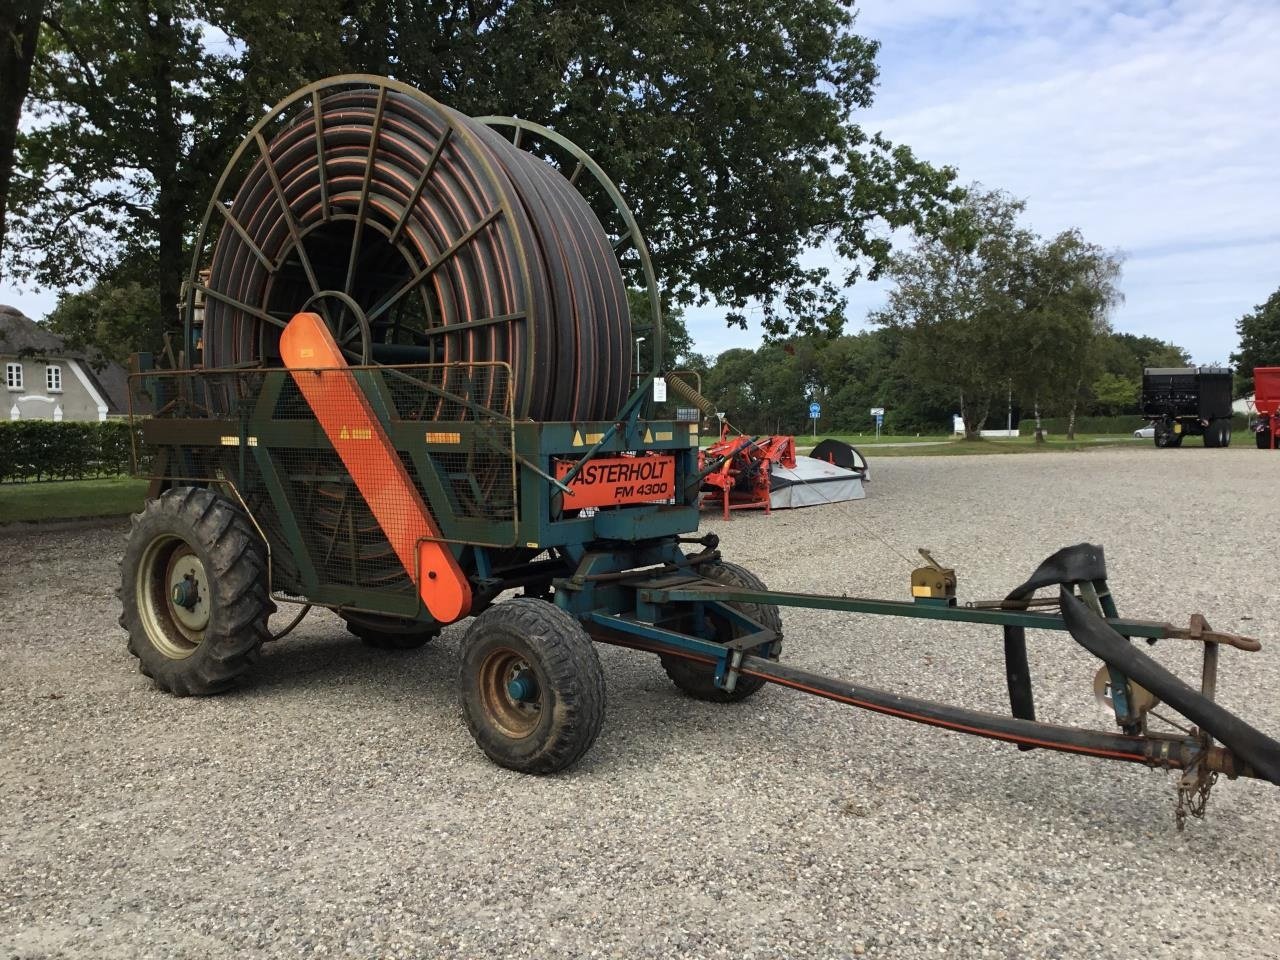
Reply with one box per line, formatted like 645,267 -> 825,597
166,551 -> 211,635
478,648 -> 542,738
136,534 -> 211,660
506,669 -> 538,703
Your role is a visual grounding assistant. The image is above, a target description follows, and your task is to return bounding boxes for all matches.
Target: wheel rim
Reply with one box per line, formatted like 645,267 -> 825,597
136,535 -> 211,659
477,647 -> 542,738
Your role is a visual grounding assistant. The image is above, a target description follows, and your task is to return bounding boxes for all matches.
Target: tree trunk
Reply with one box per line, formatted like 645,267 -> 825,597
963,401 -> 989,441
1066,376 -> 1082,440
0,0 -> 43,273
1034,400 -> 1045,444
148,7 -> 183,353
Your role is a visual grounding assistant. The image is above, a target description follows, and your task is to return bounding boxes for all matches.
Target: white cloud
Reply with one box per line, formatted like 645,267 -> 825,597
845,0 -> 1280,361
687,0 -> 1280,363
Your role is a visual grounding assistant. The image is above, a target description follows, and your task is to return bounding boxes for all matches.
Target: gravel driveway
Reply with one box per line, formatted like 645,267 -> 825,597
3,447 -> 1278,959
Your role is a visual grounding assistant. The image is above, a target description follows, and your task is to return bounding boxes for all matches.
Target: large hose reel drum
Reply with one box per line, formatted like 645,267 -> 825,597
186,75 -> 662,422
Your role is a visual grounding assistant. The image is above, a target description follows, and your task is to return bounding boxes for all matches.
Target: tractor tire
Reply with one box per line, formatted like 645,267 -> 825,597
342,611 -> 438,650
1203,420 -> 1231,448
119,487 -> 274,696
660,560 -> 783,704
459,598 -> 605,773
1257,429 -> 1272,450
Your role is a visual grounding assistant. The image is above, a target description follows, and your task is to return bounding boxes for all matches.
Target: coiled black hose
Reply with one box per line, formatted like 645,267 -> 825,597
201,78 -> 632,422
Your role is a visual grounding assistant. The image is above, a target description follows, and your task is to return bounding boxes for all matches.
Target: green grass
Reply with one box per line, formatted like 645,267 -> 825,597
866,436 -> 1132,457
705,429 -> 1259,457
0,476 -> 148,523
864,432 -> 1256,457
702,433 -> 948,447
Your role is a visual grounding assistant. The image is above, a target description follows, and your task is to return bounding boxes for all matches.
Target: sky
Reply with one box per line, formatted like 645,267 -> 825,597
683,0 -> 1280,363
2,1 -> 1277,364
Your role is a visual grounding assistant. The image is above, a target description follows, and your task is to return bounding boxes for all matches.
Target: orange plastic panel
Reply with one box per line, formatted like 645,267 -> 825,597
278,312 -> 472,623
555,455 -> 676,509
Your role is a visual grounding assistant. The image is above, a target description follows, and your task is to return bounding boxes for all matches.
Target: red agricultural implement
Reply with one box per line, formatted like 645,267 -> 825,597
696,427 -> 870,518
698,428 -> 797,518
1252,367 -> 1280,449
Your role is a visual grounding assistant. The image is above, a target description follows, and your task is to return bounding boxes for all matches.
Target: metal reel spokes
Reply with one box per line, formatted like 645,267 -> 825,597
188,74 -> 633,421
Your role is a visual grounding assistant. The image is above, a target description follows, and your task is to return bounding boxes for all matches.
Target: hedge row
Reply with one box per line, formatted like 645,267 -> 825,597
0,420 -> 139,482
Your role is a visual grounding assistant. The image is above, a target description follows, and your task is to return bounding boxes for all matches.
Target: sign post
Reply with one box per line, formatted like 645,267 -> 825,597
808,401 -> 821,437
870,406 -> 885,439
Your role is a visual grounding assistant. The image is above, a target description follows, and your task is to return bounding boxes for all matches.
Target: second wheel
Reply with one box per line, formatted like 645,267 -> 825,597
459,598 -> 605,773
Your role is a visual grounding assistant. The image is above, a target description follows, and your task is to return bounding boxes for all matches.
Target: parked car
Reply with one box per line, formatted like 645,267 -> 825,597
1133,424 -> 1156,439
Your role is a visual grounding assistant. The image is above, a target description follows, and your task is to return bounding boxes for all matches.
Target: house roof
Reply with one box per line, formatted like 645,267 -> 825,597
0,304 -> 135,414
0,304 -> 65,356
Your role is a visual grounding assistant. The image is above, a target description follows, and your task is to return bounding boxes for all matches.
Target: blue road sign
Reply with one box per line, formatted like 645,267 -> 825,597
809,402 -> 821,419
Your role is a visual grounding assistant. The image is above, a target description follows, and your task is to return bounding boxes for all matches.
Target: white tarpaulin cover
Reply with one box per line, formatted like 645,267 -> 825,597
769,455 -> 866,509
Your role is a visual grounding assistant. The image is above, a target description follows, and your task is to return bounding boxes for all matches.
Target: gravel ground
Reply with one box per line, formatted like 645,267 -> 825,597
2,447 -> 1278,959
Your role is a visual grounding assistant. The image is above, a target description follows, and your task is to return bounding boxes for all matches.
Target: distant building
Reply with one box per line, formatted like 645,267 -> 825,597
0,305 -> 131,422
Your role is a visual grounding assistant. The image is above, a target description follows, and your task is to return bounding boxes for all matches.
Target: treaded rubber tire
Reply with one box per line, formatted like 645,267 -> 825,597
118,486 -> 274,695
1257,429 -> 1272,450
459,598 -> 605,773
660,560 -> 783,704
342,612 -> 438,650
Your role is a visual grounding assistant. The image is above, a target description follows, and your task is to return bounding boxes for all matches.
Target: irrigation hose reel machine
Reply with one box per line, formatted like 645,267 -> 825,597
124,75 -> 1280,823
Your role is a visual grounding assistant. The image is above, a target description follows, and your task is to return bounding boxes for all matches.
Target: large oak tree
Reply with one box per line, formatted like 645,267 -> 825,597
6,0 -> 956,357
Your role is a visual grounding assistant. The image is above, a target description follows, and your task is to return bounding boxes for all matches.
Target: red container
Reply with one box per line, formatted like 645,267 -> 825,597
1255,367 -> 1280,417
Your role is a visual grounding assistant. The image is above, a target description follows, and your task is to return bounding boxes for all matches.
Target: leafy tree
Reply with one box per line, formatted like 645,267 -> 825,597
871,187 -> 1122,439
871,188 -> 1037,439
1096,332 -> 1189,378
8,0 -> 368,351
699,326 -> 954,436
45,277 -> 157,365
8,0 -> 957,358
0,0 -> 42,269
1231,286 -> 1280,394
312,0 -> 961,334
626,287 -> 693,373
1017,229 -> 1122,438
1086,331 -> 1188,416
7,2 -> 258,352
1091,371 -> 1138,415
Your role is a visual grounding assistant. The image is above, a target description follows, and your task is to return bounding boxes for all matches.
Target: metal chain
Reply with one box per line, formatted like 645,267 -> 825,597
1174,769 -> 1218,832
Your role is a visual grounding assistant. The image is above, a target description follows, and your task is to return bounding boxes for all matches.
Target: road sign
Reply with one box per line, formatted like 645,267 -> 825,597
809,402 -> 821,419
870,406 -> 885,416
875,413 -> 884,426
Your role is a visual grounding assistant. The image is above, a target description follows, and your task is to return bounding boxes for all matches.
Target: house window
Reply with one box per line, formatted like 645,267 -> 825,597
5,362 -> 22,391
47,365 -> 62,392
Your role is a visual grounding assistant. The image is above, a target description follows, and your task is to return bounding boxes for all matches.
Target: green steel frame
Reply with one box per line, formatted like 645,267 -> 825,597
131,73 -> 1280,818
